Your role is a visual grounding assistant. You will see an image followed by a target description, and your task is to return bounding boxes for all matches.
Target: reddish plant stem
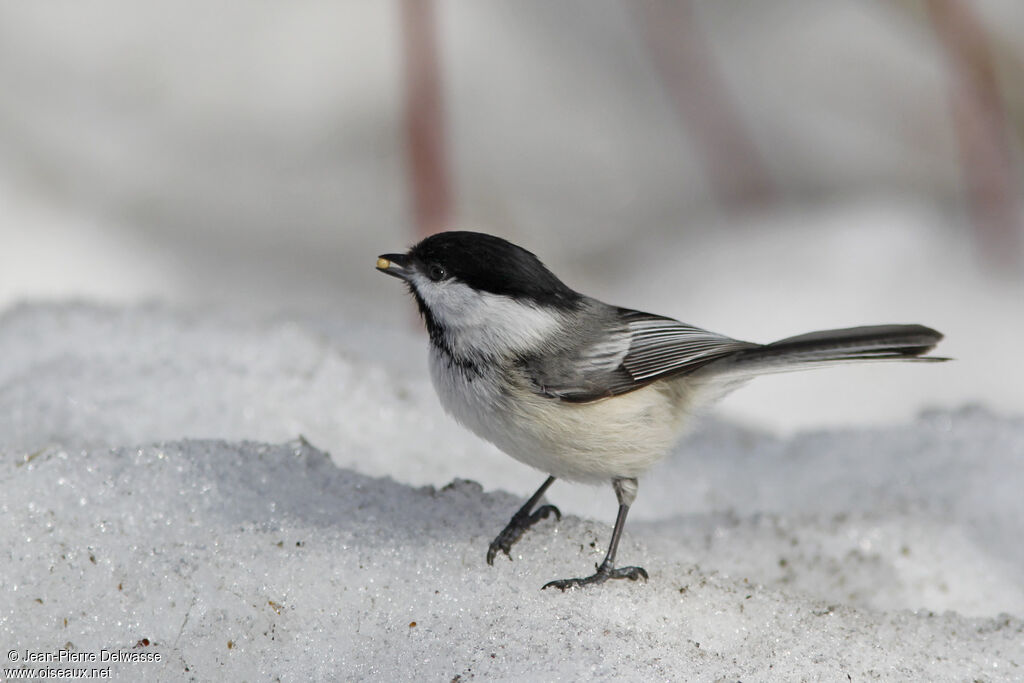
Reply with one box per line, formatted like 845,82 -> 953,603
929,0 -> 1021,266
636,0 -> 777,207
400,0 -> 453,239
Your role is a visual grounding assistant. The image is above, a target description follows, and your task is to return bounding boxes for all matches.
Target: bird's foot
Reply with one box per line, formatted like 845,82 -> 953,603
486,504 -> 561,565
541,563 -> 648,591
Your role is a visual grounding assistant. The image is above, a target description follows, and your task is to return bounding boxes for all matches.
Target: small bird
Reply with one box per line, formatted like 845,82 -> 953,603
376,231 -> 946,590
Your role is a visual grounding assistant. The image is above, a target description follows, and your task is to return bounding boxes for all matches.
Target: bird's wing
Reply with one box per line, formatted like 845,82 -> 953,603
520,309 -> 756,403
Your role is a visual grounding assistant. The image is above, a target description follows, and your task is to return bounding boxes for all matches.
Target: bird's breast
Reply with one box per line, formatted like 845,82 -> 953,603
427,345 -> 696,483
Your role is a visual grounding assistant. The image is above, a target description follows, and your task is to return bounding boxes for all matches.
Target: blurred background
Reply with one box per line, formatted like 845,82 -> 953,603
1,0 -> 1022,431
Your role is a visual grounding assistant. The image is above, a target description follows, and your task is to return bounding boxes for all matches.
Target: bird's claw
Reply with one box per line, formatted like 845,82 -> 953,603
542,564 -> 648,591
486,504 -> 561,565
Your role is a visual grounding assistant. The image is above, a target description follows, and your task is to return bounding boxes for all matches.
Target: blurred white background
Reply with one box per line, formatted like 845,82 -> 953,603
1,0 -> 1021,431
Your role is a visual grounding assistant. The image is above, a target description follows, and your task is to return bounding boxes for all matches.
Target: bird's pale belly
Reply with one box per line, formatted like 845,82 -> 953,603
429,349 -> 698,483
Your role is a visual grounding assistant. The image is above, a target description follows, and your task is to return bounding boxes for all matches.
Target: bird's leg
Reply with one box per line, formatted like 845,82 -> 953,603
487,476 -> 561,564
542,478 -> 648,590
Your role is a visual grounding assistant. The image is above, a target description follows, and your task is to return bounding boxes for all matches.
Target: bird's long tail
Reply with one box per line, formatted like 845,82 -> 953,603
697,324 -> 948,380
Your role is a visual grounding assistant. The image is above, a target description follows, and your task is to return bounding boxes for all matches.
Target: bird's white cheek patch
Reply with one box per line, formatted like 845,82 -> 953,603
410,274 -> 562,356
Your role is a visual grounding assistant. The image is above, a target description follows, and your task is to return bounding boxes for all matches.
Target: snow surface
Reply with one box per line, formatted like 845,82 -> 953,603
2,2 -> 1022,676
2,303 -> 1023,680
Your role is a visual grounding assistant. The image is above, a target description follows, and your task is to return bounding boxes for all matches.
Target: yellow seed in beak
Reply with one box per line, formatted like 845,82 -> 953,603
376,257 -> 391,270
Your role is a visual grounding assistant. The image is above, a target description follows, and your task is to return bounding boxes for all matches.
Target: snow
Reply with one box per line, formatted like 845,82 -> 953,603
2,2 -> 1024,676
2,303 -> 1022,680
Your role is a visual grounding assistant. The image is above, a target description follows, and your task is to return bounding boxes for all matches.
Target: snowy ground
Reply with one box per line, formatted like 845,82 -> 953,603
2,303 -> 1022,681
2,2 -> 1023,678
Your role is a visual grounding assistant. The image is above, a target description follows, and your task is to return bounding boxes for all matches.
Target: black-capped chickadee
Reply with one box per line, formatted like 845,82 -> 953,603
377,231 -> 946,590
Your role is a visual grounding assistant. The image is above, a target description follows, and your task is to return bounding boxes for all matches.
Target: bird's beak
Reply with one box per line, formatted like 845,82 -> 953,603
376,253 -> 411,280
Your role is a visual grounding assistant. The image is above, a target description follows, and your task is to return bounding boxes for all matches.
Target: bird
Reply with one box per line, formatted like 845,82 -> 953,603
376,230 -> 947,590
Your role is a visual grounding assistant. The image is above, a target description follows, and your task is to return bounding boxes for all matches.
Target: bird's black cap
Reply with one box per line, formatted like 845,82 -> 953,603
407,231 -> 582,309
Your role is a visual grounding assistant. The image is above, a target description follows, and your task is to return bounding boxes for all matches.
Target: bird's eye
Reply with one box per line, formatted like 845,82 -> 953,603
427,263 -> 447,282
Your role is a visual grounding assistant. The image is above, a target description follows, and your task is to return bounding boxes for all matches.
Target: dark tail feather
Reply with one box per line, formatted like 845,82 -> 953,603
699,324 -> 949,378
